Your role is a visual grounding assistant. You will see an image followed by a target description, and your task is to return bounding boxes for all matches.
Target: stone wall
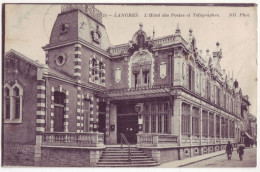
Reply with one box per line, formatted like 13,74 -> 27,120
40,147 -> 90,167
3,144 -> 35,166
160,149 -> 179,163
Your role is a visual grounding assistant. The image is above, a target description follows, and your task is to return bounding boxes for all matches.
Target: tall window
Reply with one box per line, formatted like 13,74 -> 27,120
4,83 -> 23,123
209,113 -> 214,137
206,80 -> 211,101
99,62 -> 105,84
163,103 -> 169,133
143,103 -> 169,134
132,63 -> 151,88
216,115 -> 220,137
144,114 -> 149,133
4,87 -> 11,120
224,94 -> 226,109
225,119 -> 228,138
221,117 -> 225,138
130,51 -> 152,89
54,91 -> 65,132
143,71 -> 149,84
143,104 -> 150,133
158,114 -> 162,133
216,87 -> 220,106
182,103 -> 190,135
91,59 -> 98,82
231,99 -> 234,113
229,121 -> 235,138
83,99 -> 90,132
13,87 -> 20,119
91,58 -> 105,85
151,104 -> 156,133
202,110 -> 208,137
188,65 -> 195,91
192,107 -> 200,136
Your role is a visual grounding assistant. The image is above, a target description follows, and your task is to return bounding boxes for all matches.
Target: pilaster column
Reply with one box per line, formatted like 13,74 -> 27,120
190,105 -> 193,146
199,106 -> 202,145
207,111 -> 209,145
35,79 -> 46,165
214,113 -> 216,144
105,100 -> 110,142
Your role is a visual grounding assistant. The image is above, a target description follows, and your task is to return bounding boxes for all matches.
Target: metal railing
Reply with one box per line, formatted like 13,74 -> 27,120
120,133 -> 131,163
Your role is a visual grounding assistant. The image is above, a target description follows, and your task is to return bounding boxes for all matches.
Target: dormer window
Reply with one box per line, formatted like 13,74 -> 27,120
60,23 -> 69,34
129,50 -> 153,89
137,34 -> 145,48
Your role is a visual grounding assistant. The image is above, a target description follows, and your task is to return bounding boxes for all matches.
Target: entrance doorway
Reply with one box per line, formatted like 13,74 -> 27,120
117,115 -> 138,144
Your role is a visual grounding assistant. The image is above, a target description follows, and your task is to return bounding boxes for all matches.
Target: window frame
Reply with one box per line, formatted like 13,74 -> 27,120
181,103 -> 191,135
4,83 -> 23,123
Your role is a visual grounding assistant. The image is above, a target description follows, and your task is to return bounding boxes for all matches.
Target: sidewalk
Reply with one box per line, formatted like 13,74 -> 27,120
158,150 -> 226,167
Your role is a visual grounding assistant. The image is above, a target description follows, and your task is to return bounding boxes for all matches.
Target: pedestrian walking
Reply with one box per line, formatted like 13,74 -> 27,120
226,141 -> 233,160
237,142 -> 245,161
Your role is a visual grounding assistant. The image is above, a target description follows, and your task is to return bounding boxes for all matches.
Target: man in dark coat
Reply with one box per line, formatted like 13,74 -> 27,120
226,141 -> 233,160
237,142 -> 245,161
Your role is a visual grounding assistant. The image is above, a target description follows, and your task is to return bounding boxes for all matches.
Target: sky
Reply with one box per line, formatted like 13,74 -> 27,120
4,4 -> 258,117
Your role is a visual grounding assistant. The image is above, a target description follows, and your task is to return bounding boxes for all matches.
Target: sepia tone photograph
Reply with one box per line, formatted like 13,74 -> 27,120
1,2 -> 258,168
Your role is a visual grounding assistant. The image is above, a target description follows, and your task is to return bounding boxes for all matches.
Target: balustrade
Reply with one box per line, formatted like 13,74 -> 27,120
42,132 -> 104,147
137,133 -> 178,147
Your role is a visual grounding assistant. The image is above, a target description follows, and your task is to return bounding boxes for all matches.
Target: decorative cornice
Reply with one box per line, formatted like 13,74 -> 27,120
42,38 -> 111,59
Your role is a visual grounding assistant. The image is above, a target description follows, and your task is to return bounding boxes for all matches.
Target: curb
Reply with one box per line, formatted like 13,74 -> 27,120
178,152 -> 226,167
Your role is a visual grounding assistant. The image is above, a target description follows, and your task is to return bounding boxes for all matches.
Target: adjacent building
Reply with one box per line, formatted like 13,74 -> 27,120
2,4 -> 255,166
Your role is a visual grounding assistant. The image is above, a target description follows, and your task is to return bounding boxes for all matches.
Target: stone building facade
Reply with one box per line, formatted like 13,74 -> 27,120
2,5 -> 252,166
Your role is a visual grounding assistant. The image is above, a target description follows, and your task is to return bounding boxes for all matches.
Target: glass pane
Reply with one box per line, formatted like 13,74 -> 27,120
15,98 -> 20,119
54,91 -> 65,105
13,87 -> 19,96
5,87 -> 10,96
5,98 -> 10,119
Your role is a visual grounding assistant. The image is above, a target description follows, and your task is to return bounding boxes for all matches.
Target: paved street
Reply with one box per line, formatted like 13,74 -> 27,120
184,147 -> 257,167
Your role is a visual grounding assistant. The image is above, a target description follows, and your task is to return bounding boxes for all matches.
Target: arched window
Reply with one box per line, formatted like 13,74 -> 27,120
129,51 -> 153,88
4,87 -> 10,120
90,58 -> 106,85
13,87 -> 20,119
4,83 -> 23,123
99,62 -> 105,84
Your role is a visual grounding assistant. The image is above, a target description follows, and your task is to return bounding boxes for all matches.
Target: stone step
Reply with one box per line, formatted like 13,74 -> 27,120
105,148 -> 139,151
99,158 -> 154,162
95,162 -> 160,167
103,151 -> 144,154
102,154 -> 146,157
101,156 -> 148,159
97,160 -> 157,164
103,150 -> 141,152
96,147 -> 159,167
102,152 -> 144,155
100,155 -> 150,159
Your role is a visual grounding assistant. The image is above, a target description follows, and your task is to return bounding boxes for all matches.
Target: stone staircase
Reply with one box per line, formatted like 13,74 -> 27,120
95,146 -> 159,167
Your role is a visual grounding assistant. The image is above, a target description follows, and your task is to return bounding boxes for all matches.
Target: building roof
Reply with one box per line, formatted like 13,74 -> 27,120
5,49 -> 44,68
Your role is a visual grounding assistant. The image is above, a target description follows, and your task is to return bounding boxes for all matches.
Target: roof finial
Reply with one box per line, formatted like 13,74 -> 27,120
189,28 -> 193,35
153,26 -> 155,39
139,22 -> 143,30
175,23 -> 181,34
